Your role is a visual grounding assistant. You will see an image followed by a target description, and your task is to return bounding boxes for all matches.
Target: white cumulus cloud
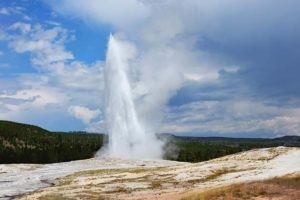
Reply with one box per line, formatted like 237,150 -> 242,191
69,106 -> 101,124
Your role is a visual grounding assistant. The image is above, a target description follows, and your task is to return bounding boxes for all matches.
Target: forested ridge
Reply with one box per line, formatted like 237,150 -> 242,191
0,120 -> 104,164
1,120 -> 300,164
163,134 -> 300,162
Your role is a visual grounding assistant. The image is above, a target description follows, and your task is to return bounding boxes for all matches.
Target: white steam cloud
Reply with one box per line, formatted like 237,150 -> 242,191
105,35 -> 163,158
47,0 -> 300,137
50,0 -> 221,141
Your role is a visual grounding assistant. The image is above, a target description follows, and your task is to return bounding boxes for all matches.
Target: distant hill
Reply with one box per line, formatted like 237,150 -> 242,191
159,133 -> 300,141
1,120 -> 300,164
162,134 -> 300,162
0,120 -> 104,164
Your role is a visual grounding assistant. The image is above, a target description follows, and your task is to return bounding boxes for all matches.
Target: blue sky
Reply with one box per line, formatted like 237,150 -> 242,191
0,0 -> 300,137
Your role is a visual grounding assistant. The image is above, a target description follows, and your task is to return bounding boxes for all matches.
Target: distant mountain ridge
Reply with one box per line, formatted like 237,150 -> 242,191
0,120 -> 104,164
159,132 -> 300,141
1,120 -> 300,164
161,133 -> 300,162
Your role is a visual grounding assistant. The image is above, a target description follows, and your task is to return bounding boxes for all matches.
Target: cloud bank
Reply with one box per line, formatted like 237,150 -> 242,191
1,0 -> 299,136
48,0 -> 300,136
0,20 -> 104,131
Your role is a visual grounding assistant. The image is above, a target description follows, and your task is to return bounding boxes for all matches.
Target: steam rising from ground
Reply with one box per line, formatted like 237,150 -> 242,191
104,35 -> 163,159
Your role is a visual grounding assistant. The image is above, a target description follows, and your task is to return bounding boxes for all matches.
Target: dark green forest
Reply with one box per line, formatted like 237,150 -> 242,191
0,120 -> 104,164
1,120 -> 300,164
163,134 -> 300,162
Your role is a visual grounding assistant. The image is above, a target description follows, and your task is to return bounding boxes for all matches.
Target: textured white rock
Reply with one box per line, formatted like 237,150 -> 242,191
0,147 -> 299,200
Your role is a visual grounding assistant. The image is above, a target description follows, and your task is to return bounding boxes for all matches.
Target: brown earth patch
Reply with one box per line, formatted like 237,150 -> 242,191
182,174 -> 300,200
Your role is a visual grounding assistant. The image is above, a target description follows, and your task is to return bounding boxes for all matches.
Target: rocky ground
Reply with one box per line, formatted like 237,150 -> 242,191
0,147 -> 299,200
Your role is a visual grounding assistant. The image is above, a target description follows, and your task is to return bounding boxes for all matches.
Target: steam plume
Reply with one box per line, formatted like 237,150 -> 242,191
105,34 -> 163,159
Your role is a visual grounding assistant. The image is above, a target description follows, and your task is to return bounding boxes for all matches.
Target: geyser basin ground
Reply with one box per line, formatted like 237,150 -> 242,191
1,147 -> 300,200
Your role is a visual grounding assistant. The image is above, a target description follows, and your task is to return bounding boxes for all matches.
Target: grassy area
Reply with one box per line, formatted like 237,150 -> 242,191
182,174 -> 300,200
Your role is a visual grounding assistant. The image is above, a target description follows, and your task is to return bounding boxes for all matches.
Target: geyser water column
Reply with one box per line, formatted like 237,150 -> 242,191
105,34 -> 162,159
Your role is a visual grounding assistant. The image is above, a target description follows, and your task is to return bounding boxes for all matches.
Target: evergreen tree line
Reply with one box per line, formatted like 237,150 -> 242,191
163,135 -> 300,162
1,120 -> 300,164
0,121 -> 104,164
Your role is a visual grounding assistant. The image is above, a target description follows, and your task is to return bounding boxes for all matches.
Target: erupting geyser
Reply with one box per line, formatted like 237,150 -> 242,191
104,35 -> 162,159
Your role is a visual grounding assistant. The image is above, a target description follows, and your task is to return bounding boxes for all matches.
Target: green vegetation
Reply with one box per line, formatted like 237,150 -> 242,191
163,134 -> 300,162
1,120 -> 300,164
0,120 -> 104,164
